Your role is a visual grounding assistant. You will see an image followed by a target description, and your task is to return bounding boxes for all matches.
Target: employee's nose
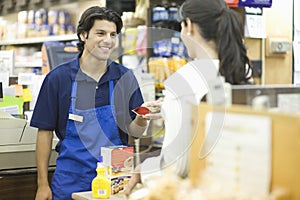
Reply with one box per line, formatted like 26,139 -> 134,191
103,34 -> 113,43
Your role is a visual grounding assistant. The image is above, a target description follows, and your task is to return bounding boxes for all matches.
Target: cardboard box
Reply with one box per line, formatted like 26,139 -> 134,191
101,146 -> 134,195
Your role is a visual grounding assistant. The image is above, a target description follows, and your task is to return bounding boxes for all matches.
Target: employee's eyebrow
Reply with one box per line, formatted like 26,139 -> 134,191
95,29 -> 116,33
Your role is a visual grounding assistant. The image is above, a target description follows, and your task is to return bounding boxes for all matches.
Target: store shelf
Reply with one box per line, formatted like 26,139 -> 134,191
0,34 -> 78,46
0,0 -> 79,15
14,61 -> 43,68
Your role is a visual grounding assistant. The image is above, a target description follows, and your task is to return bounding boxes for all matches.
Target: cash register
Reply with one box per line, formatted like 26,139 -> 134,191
0,110 -> 58,170
0,81 -> 57,171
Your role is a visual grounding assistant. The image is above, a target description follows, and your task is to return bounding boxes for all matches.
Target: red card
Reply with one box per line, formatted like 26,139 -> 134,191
132,106 -> 151,115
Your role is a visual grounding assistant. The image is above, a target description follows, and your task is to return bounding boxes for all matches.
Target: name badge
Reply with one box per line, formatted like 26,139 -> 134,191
68,114 -> 83,122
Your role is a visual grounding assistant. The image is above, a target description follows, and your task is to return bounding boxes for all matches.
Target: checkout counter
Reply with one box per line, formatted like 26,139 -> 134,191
231,84 -> 300,108
189,102 -> 300,199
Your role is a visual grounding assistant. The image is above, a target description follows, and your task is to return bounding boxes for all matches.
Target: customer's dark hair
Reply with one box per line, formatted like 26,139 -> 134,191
179,0 -> 252,84
76,6 -> 123,52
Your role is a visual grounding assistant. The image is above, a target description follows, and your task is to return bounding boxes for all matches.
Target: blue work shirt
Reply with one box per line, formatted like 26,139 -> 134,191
30,54 -> 144,151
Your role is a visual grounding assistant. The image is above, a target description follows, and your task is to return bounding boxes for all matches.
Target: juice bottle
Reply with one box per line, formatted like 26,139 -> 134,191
92,156 -> 111,199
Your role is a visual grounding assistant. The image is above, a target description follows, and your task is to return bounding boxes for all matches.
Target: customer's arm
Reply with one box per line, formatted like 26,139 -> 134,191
35,129 -> 53,200
127,115 -> 148,138
124,155 -> 163,196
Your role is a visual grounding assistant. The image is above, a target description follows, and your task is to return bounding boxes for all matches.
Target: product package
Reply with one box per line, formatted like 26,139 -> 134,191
101,146 -> 134,195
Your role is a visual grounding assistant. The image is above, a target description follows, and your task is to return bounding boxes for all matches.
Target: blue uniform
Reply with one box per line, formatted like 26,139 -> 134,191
30,54 -> 144,199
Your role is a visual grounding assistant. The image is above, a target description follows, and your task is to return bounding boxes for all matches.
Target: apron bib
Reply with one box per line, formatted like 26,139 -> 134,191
52,81 -> 122,200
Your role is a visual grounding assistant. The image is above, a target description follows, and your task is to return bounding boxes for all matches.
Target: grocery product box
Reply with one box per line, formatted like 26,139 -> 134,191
101,145 -> 134,194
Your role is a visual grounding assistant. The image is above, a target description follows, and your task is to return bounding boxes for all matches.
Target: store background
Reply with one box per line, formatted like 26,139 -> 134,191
0,0 -> 298,85
0,0 -> 299,199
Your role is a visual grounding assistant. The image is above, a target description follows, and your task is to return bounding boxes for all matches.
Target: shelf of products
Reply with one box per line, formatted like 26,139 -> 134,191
0,5 -> 78,75
0,34 -> 78,46
145,0 -> 187,93
0,0 -> 81,15
1,46 -> 77,75
0,34 -> 77,75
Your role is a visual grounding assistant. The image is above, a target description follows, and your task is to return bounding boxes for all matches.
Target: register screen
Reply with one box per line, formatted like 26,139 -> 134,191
0,82 -> 3,102
46,45 -> 78,70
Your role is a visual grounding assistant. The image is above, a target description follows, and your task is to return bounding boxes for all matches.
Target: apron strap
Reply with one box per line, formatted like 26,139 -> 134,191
70,81 -> 77,112
109,80 -> 114,105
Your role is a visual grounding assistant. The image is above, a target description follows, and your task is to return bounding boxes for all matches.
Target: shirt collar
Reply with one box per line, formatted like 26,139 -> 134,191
70,54 -> 122,83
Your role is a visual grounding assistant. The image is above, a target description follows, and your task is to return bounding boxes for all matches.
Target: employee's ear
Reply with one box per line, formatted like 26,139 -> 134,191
186,18 -> 194,36
79,32 -> 87,41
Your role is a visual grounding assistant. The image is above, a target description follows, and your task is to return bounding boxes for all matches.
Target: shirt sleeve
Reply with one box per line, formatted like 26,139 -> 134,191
30,74 -> 59,131
114,70 -> 144,133
160,91 -> 191,178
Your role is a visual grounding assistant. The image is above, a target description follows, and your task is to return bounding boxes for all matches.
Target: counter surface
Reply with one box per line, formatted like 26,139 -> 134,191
72,191 -> 126,200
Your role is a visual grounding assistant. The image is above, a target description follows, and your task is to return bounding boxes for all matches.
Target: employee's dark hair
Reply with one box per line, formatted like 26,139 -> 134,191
179,0 -> 252,84
76,6 -> 123,52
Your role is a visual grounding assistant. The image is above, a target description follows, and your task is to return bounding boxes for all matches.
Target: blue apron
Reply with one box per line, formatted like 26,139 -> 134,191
51,80 -> 122,200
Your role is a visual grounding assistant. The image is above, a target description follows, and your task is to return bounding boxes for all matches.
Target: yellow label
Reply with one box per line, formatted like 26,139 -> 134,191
22,88 -> 32,102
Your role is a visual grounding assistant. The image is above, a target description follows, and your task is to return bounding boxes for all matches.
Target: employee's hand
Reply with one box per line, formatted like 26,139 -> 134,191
124,164 -> 142,196
35,185 -> 52,200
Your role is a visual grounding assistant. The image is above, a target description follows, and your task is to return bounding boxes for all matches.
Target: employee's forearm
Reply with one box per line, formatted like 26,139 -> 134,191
36,129 -> 53,186
128,116 -> 147,137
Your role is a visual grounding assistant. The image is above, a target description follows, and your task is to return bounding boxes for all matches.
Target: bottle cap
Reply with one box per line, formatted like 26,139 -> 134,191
98,155 -> 103,163
97,162 -> 104,169
97,156 -> 105,169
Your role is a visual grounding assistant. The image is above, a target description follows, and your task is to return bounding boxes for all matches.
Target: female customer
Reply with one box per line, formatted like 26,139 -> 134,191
125,0 -> 253,195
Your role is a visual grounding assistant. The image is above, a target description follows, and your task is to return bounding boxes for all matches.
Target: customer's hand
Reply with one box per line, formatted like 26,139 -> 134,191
35,184 -> 52,200
124,164 -> 142,196
140,100 -> 163,120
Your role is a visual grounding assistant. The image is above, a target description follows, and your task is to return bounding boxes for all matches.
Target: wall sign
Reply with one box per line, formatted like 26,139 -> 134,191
224,0 -> 272,8
238,0 -> 272,8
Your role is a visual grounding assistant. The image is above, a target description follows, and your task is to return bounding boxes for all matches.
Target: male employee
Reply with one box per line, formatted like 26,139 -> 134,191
31,6 -> 147,200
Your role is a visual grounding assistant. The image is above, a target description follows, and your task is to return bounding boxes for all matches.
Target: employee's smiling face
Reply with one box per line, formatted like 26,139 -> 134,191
81,19 -> 118,60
